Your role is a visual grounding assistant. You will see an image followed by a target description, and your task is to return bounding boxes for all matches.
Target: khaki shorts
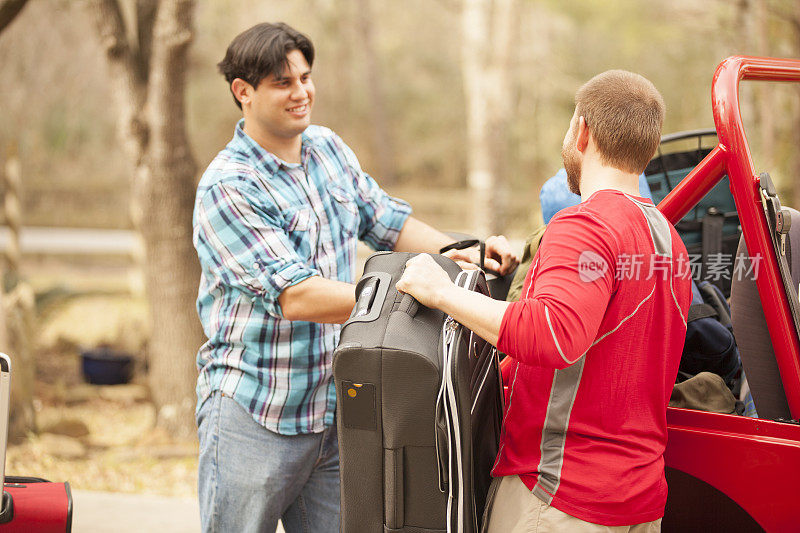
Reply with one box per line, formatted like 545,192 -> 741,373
484,475 -> 661,533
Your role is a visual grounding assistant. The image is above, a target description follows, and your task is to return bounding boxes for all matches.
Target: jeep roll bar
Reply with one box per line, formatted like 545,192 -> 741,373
658,56 -> 800,419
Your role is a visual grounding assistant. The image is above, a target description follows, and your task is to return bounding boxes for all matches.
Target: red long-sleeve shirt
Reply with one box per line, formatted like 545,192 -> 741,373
494,190 -> 692,526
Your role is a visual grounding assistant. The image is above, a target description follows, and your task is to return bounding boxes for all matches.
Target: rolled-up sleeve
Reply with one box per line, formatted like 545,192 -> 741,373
333,135 -> 412,251
194,180 -> 320,318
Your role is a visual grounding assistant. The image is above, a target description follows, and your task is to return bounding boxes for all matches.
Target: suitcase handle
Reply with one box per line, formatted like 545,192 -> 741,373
0,491 -> 12,524
440,239 -> 484,271
397,293 -> 419,318
440,239 -> 505,278
344,272 -> 392,325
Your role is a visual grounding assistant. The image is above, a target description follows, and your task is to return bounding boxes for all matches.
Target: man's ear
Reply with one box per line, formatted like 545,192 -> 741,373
576,115 -> 590,153
231,78 -> 252,107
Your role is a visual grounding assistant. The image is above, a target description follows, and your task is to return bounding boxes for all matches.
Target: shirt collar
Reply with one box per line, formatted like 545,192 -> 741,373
231,119 -> 314,175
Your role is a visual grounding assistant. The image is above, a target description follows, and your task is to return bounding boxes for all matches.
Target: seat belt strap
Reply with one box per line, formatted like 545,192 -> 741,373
758,173 -> 800,340
701,209 -> 725,289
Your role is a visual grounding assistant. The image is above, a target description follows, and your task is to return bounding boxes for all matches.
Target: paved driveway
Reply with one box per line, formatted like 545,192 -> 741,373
72,490 -> 286,532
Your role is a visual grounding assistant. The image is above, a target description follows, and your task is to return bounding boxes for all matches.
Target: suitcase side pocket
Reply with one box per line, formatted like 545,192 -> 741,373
384,447 -> 404,529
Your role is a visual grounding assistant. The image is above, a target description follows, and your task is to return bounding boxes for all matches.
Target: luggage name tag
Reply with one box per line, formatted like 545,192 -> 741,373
341,381 -> 377,431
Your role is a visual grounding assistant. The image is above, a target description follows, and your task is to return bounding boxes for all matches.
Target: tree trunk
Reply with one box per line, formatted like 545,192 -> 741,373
755,0 -> 775,173
485,0 -> 515,234
793,3 -> 800,207
141,0 -> 202,439
736,0 -> 757,130
0,0 -> 34,447
91,0 -> 202,439
461,0 -> 517,236
355,0 -> 396,184
0,147 -> 34,444
462,0 -> 492,237
3,284 -> 35,444
90,0 -> 149,165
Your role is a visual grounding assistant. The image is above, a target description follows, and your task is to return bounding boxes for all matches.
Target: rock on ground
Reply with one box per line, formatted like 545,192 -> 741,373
37,433 -> 87,459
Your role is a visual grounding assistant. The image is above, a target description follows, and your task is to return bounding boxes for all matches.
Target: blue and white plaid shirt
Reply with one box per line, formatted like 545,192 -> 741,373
193,120 -> 411,435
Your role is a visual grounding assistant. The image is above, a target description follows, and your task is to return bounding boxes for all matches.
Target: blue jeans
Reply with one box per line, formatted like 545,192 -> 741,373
197,392 -> 340,532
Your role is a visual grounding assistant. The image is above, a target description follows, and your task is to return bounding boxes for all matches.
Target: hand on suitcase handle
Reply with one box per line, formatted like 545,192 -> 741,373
398,292 -> 420,318
439,239 -> 485,271
396,254 -> 453,310
440,237 -> 518,277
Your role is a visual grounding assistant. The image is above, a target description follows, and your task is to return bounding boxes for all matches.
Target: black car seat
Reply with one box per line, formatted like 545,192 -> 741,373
730,198 -> 800,420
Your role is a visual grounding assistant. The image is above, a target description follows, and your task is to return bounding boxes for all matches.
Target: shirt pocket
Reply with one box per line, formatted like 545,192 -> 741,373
327,184 -> 360,239
285,206 -> 320,260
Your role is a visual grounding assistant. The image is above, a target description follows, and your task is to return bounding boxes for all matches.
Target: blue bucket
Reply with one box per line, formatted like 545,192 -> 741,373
80,348 -> 134,385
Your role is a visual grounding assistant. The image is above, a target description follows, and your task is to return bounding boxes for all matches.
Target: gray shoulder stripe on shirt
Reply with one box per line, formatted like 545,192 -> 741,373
591,285 -> 656,348
523,257 -> 539,300
623,194 -> 673,257
545,305 -> 576,365
533,356 -> 587,504
492,361 -> 521,471
670,268 -> 688,327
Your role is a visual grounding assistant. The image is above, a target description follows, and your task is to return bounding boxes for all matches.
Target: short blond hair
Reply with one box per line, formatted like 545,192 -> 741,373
574,70 -> 665,174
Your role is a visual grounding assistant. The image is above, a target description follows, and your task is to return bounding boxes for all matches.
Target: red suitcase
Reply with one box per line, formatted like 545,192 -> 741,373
0,355 -> 73,532
0,477 -> 73,532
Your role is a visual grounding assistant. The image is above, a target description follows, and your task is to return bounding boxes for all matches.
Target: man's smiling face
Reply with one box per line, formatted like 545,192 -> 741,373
246,48 -> 315,144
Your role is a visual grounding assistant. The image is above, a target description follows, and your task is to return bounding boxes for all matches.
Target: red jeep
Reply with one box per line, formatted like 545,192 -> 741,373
651,56 -> 800,532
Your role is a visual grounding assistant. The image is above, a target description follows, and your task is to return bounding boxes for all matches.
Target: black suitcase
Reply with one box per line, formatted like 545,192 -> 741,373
334,251 -> 503,533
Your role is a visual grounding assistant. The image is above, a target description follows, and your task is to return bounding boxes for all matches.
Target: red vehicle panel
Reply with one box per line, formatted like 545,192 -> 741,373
660,56 -> 800,532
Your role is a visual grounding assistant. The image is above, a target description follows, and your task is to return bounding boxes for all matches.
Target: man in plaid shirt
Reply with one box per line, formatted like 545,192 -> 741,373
193,22 -> 517,533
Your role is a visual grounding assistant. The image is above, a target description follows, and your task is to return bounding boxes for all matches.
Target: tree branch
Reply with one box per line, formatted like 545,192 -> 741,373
90,0 -> 129,60
0,0 -> 29,35
147,0 -> 194,165
87,0 -> 149,164
135,0 -> 158,85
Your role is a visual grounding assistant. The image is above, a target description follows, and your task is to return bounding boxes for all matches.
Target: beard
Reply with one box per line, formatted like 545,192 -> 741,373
562,142 -> 582,195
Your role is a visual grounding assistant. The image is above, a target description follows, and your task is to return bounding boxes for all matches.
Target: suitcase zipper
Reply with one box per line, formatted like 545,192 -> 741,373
444,270 -> 476,533
443,319 -> 463,533
436,315 -> 459,496
435,269 -> 484,532
471,347 -> 497,415
443,315 -> 458,529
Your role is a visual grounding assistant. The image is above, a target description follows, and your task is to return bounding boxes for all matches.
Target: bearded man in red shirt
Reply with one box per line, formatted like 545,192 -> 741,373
397,70 -> 692,532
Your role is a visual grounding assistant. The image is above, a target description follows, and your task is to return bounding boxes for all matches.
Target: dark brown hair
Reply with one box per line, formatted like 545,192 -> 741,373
218,22 -> 315,109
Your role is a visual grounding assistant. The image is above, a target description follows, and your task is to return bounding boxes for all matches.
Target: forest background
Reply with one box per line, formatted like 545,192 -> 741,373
0,0 -> 798,496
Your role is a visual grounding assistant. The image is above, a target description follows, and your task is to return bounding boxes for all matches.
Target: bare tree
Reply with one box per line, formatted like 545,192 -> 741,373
461,0 -> 516,236
0,0 -> 34,444
755,0 -> 775,172
0,147 -> 35,444
354,0 -> 397,184
485,0 -> 515,233
735,0 -> 759,137
89,0 -> 203,439
790,1 -> 800,207
764,0 -> 800,206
